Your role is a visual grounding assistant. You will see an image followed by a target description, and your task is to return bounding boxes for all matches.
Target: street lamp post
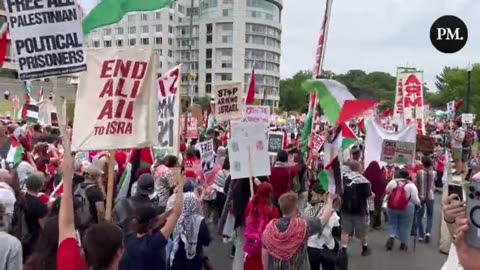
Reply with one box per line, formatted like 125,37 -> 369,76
466,63 -> 473,113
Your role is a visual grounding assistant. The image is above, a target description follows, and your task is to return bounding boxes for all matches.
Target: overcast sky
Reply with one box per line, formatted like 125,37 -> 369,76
282,0 -> 479,90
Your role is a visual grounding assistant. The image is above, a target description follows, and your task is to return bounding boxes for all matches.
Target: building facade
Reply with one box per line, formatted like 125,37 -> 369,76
178,0 -> 282,108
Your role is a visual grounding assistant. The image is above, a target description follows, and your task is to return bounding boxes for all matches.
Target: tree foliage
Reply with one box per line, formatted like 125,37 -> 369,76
279,65 -> 478,114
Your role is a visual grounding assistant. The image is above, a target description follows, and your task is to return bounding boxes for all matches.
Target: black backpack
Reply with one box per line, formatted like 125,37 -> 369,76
9,193 -> 31,245
341,178 -> 364,215
74,184 -> 97,229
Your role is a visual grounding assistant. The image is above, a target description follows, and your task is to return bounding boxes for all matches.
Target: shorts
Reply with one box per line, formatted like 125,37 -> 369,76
340,213 -> 369,240
452,148 -> 462,161
462,148 -> 471,162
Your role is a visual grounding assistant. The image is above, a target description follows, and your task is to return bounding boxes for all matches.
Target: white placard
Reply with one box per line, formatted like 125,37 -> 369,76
245,105 -> 270,126
462,113 -> 473,124
196,140 -> 214,173
285,118 -> 296,133
228,136 -> 270,179
71,47 -> 157,151
5,0 -> 86,80
230,121 -> 266,139
215,82 -> 244,123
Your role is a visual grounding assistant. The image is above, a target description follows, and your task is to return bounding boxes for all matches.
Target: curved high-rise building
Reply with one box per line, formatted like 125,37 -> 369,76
177,0 -> 282,108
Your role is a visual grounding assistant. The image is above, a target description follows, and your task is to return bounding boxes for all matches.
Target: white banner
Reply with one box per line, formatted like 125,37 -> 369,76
393,67 -> 416,124
5,0 -> 86,80
402,71 -> 425,135
245,105 -> 270,126
215,82 -> 244,123
71,47 -> 157,151
228,136 -> 270,179
462,113 -> 473,124
196,140 -> 214,173
156,65 -> 181,155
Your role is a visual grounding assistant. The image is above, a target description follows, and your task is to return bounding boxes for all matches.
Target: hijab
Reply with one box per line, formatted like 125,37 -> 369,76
363,161 -> 386,202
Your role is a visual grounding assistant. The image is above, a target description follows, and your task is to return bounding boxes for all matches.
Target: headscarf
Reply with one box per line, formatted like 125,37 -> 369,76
363,161 -> 386,202
215,146 -> 227,167
170,192 -> 204,265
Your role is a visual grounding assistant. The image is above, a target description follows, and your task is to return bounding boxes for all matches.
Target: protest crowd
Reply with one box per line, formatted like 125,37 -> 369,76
0,0 -> 478,270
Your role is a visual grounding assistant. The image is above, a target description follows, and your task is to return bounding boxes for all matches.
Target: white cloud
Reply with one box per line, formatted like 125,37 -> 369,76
281,0 -> 479,90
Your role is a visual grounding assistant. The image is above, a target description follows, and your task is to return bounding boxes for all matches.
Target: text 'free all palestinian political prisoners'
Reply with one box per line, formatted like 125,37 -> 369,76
5,0 -> 86,80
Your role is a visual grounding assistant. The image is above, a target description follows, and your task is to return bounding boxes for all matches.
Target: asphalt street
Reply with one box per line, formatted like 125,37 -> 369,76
205,194 -> 447,270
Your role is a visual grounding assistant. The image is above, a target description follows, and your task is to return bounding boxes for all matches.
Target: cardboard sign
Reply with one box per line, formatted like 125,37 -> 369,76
157,65 -> 181,155
311,135 -> 325,154
185,117 -> 198,139
231,122 -> 265,139
416,135 -> 435,154
380,139 -> 415,165
228,136 -> 270,179
245,105 -> 270,126
71,48 -> 157,151
215,82 -> 244,123
285,118 -> 296,134
5,0 -> 86,80
189,104 -> 204,126
196,140 -> 214,173
462,113 -> 473,124
267,132 -> 284,154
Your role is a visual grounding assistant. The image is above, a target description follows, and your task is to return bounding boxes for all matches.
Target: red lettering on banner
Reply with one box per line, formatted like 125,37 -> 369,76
158,68 -> 179,97
94,59 -> 148,136
395,79 -> 404,114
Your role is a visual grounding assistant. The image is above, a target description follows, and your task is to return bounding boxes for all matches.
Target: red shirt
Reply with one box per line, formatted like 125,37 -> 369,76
270,165 -> 298,200
57,238 -> 87,270
184,156 -> 200,178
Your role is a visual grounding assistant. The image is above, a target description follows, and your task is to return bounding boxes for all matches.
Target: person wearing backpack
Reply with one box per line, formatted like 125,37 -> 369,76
243,182 -> 279,270
452,120 -> 466,175
74,165 -> 105,233
415,156 -> 437,244
385,169 -> 420,251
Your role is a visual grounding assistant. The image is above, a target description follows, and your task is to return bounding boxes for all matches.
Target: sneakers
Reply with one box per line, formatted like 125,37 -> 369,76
386,237 -> 394,251
399,243 -> 408,251
425,234 -> 431,244
230,245 -> 235,258
361,245 -> 371,256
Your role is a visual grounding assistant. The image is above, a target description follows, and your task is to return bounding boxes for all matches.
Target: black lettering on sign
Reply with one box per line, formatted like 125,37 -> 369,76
17,49 -> 84,71
15,33 -> 82,55
268,133 -> 283,153
158,118 -> 174,147
9,8 -> 78,29
5,0 -> 43,13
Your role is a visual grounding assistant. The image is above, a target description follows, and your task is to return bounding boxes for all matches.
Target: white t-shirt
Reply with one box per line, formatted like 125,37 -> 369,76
452,127 -> 465,149
442,244 -> 463,270
386,179 -> 421,205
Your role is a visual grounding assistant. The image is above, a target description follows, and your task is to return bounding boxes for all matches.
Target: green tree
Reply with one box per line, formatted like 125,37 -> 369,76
279,70 -> 312,112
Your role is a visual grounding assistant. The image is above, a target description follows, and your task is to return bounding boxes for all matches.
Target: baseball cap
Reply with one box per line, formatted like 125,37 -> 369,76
82,165 -> 103,179
137,174 -> 155,195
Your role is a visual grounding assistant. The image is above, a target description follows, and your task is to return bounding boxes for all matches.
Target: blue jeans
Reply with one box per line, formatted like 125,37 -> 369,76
416,199 -> 434,237
388,203 -> 415,244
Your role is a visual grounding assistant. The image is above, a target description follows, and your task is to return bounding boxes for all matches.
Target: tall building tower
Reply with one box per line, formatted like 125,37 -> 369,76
177,0 -> 282,109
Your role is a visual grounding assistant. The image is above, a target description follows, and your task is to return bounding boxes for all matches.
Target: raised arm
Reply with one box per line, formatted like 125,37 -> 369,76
160,175 -> 185,239
58,152 -> 75,244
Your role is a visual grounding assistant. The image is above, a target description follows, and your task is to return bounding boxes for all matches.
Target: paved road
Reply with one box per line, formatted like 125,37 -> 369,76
205,194 -> 447,270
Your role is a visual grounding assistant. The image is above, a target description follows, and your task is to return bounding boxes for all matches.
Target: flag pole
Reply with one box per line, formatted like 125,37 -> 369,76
313,0 -> 333,79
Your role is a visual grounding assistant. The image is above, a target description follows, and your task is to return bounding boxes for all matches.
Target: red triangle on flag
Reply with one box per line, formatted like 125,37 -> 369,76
336,99 -> 379,125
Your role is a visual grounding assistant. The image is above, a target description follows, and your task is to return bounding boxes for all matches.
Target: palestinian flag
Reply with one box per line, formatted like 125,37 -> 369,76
82,0 -> 175,35
302,79 -> 355,124
302,92 -> 316,154
116,147 -> 154,200
25,104 -> 39,123
318,127 -> 343,194
340,122 -> 357,151
6,136 -> 23,164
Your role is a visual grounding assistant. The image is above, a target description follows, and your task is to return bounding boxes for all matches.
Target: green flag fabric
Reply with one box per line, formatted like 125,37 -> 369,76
82,0 -> 175,35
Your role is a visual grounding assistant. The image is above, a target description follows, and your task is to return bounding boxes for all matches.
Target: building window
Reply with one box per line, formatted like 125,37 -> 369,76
223,0 -> 233,3
103,29 -> 111,35
169,14 -> 174,21
221,35 -> 233,43
128,26 -> 136,34
178,4 -> 185,12
207,23 -> 213,33
116,40 -> 123,46
168,38 -> 173,45
156,12 -> 161,19
128,14 -> 135,22
221,73 -> 232,81
141,38 -> 149,45
206,35 -> 213,44
187,7 -> 199,16
206,73 -> 212,83
206,60 -> 212,69
116,27 -> 124,35
221,23 -> 233,31
129,39 -> 136,46
155,25 -> 162,32
158,49 -> 163,56
142,26 -> 149,33
222,9 -> 233,16
221,48 -> 233,56
104,40 -> 112,47
206,84 -> 212,94
206,49 -> 212,59
155,37 -> 162,45
221,61 -> 232,68
168,50 -> 173,57
93,40 -> 100,48
141,14 -> 148,21
168,26 -> 173,33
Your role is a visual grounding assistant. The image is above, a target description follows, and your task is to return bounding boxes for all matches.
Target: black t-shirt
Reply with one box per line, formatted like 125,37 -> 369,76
341,182 -> 372,216
120,231 -> 168,270
84,184 -> 105,224
23,193 -> 48,259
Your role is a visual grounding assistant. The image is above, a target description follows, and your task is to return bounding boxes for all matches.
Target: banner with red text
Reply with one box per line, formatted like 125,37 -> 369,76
215,82 -> 244,123
401,71 -> 425,135
183,117 -> 199,139
72,47 -> 157,151
393,67 -> 416,125
156,65 -> 181,156
245,105 -> 270,126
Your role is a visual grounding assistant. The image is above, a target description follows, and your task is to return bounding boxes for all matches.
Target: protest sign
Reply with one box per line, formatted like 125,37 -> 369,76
156,65 -> 181,156
215,82 -> 243,123
393,67 -> 416,123
311,135 -> 325,154
267,132 -> 284,153
228,136 -> 270,179
285,118 -> 296,133
416,135 -> 435,154
380,139 -> 415,165
189,104 -> 204,126
184,117 -> 199,139
245,105 -> 270,126
400,71 -> 425,135
462,113 -> 473,124
71,48 -> 156,151
5,0 -> 86,80
231,122 -> 265,139
196,140 -> 214,173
